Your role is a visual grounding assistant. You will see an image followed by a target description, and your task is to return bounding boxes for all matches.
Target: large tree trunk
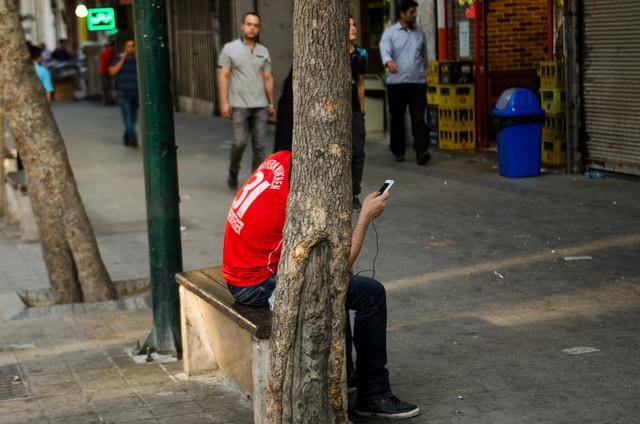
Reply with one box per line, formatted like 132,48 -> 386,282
0,1 -> 115,303
267,0 -> 352,423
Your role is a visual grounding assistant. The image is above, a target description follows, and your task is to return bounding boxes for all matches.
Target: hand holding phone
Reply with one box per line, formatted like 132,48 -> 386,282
378,179 -> 394,194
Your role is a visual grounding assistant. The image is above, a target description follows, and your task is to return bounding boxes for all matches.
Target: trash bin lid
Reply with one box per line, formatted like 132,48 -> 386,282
492,88 -> 544,117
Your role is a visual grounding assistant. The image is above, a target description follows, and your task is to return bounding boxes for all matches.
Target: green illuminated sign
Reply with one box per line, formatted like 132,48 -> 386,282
87,8 -> 116,31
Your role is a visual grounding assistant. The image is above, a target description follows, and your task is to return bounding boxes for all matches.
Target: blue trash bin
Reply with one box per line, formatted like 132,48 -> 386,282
492,88 -> 545,178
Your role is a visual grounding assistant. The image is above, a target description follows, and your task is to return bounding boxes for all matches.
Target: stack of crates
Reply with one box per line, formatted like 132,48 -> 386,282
539,61 -> 566,165
426,61 -> 440,146
436,61 -> 475,150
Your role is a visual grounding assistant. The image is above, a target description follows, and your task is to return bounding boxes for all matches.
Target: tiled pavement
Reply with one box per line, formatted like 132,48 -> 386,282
1,102 -> 640,423
0,309 -> 253,424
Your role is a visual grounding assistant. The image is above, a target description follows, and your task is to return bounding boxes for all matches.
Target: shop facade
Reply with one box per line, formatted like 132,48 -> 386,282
566,0 -> 640,175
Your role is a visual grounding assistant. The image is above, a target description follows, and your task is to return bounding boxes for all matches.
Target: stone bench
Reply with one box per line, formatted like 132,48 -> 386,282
175,266 -> 270,424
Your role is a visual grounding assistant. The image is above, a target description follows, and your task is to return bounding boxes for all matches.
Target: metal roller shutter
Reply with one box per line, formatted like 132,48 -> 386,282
170,0 -> 221,116
582,0 -> 640,175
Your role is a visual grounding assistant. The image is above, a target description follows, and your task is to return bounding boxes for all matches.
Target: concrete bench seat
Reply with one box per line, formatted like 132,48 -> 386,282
176,266 -> 270,423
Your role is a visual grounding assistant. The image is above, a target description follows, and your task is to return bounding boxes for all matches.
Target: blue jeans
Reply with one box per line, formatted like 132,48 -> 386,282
118,95 -> 139,141
227,273 -> 391,401
227,274 -> 277,307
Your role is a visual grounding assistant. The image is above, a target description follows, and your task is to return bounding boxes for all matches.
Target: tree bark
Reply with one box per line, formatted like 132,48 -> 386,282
267,1 -> 352,423
0,109 -> 5,218
0,1 -> 115,303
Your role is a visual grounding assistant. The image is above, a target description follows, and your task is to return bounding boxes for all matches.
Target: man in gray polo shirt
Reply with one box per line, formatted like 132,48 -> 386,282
218,12 -> 275,189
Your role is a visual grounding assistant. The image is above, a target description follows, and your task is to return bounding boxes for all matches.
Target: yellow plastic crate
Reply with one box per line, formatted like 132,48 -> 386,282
539,61 -> 564,89
427,85 -> 439,105
541,138 -> 566,166
542,113 -> 566,139
427,61 -> 439,85
541,89 -> 566,114
438,84 -> 474,108
438,106 -> 475,131
439,128 -> 476,151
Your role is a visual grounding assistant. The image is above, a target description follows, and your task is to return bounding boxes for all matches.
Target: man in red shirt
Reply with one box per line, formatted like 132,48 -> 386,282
99,38 -> 116,105
222,150 -> 420,419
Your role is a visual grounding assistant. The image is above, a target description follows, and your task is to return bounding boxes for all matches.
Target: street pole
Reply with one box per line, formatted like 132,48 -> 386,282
133,0 -> 183,356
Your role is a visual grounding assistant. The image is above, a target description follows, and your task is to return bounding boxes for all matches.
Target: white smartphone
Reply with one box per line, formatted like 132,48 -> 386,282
379,179 -> 394,194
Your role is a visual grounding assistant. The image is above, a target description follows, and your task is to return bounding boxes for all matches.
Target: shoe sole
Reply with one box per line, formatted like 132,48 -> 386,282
353,406 -> 420,419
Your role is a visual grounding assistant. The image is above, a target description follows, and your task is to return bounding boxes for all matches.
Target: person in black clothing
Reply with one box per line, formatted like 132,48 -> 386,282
51,39 -> 73,62
274,19 -> 369,211
273,69 -> 293,153
349,16 -> 368,210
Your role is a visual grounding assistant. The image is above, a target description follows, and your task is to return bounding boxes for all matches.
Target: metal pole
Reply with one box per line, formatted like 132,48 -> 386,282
133,0 -> 183,356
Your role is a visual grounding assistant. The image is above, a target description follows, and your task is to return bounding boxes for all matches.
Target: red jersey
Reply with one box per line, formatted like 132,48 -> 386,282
222,151 -> 291,287
99,47 -> 115,75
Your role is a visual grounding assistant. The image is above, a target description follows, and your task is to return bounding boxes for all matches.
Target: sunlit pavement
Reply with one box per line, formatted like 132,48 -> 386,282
1,100 -> 639,423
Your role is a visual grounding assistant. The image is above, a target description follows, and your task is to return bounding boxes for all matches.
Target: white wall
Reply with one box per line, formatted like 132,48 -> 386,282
19,0 -> 60,50
19,0 -> 36,43
257,0 -> 293,103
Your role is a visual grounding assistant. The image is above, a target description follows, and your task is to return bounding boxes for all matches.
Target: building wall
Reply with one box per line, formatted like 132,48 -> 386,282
257,0 -> 293,104
487,0 -> 547,72
20,0 -> 57,49
486,0 -> 548,137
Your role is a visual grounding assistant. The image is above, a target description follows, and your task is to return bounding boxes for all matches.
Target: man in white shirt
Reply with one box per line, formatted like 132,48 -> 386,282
379,0 -> 431,165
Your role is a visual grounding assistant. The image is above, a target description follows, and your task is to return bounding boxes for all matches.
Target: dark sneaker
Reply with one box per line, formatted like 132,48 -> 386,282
354,394 -> 420,419
352,196 -> 362,211
394,155 -> 406,162
417,152 -> 431,165
129,138 -> 138,148
227,171 -> 239,190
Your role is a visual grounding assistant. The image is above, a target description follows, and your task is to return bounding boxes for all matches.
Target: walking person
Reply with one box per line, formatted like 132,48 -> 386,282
349,17 -> 368,210
379,0 -> 431,165
109,38 -> 139,147
218,12 -> 275,190
99,38 -> 116,106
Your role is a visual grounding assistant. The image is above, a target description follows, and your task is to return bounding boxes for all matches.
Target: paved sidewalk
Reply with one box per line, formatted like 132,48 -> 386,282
1,101 -> 640,423
0,309 -> 252,424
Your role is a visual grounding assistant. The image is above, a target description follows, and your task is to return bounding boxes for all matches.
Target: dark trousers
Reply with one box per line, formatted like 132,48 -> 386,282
228,273 -> 391,401
101,74 -> 115,105
352,110 -> 366,197
117,95 -> 139,142
387,83 -> 429,158
230,107 -> 268,174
